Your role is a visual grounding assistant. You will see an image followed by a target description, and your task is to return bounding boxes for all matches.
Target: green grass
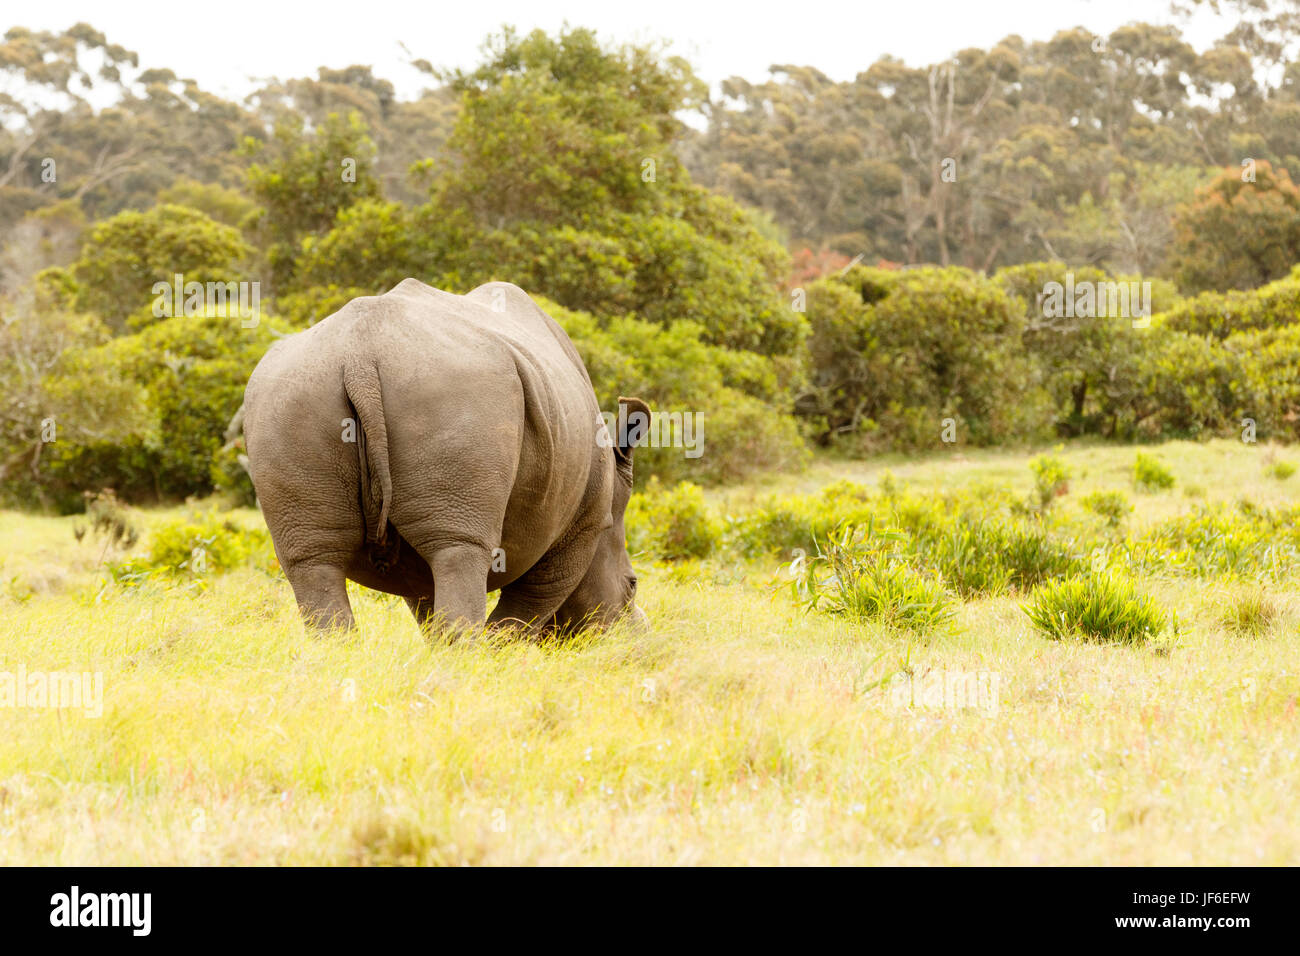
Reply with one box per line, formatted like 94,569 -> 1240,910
2,438 -> 1299,864
1022,574 -> 1169,645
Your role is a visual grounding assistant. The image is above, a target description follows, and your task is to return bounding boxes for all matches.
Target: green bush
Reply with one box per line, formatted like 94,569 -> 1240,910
109,512 -> 276,584
929,522 -> 1014,596
998,262 -> 1179,438
625,478 -> 723,561
70,204 -> 254,333
1133,452 -> 1175,491
930,519 -> 1083,597
1131,328 -> 1251,439
794,524 -> 956,633
1133,501 -> 1300,578
39,313 -> 282,503
1022,574 -> 1168,644
552,300 -> 808,487
1081,490 -> 1133,527
1028,453 -> 1071,510
801,265 -> 1051,451
1267,459 -> 1295,480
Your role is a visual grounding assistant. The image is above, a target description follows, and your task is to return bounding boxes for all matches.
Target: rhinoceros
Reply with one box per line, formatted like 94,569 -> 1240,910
243,278 -> 648,633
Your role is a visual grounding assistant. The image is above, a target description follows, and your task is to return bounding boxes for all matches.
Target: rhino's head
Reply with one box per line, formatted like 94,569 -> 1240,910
553,396 -> 650,632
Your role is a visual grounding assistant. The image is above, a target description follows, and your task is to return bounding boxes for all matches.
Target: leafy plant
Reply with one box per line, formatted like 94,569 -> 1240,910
1081,489 -> 1132,527
1133,452 -> 1175,491
1028,452 -> 1071,511
625,478 -> 722,560
1022,574 -> 1169,644
107,512 -> 276,585
794,522 -> 956,633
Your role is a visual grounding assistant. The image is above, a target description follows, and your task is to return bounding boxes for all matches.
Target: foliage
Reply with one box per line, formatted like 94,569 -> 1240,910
69,205 -> 253,332
0,308 -> 152,508
1167,161 -> 1300,293
1028,453 -> 1071,511
1022,574 -> 1169,644
1081,490 -> 1133,527
109,512 -> 275,584
419,28 -> 800,355
1132,499 -> 1300,578
39,313 -> 280,504
793,523 -> 957,632
625,478 -> 723,560
1161,269 -> 1300,338
546,299 -> 808,487
243,111 -> 383,291
800,265 -> 1050,450
1133,452 -> 1176,491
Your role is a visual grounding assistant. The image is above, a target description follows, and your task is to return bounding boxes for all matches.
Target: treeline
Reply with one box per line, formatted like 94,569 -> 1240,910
686,17 -> 1300,276
3,19 -> 1300,511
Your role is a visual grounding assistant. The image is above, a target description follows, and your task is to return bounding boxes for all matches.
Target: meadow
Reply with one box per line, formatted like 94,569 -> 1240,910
1,438 -> 1298,865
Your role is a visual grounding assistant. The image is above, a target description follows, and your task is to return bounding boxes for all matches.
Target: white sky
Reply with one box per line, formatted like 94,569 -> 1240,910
10,0 -> 1238,101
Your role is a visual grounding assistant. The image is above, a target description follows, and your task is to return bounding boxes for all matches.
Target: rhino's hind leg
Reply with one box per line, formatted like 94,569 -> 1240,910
286,562 -> 353,631
409,543 -> 490,636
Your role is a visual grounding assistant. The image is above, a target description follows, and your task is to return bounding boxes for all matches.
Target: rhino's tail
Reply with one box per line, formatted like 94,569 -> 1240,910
343,357 -> 395,563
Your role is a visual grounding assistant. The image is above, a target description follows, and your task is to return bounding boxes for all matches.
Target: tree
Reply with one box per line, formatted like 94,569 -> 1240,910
70,204 -> 253,331
422,27 -> 800,355
1167,160 -> 1300,292
242,111 -> 382,291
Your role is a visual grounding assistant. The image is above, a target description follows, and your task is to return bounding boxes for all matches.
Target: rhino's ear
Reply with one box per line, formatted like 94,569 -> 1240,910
615,396 -> 652,476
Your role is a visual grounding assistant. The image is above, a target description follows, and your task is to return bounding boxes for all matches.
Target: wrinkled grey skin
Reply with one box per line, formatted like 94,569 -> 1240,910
243,278 -> 648,634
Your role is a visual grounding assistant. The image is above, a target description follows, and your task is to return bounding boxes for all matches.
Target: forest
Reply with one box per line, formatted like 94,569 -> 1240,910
2,11 -> 1300,512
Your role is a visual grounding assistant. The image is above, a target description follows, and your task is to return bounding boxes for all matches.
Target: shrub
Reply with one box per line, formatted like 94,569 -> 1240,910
1000,262 -> 1178,438
930,523 -> 1014,597
109,512 -> 276,584
211,443 -> 256,507
1028,453 -> 1071,510
800,265 -> 1051,451
73,489 -> 140,551
552,302 -> 808,487
1217,588 -> 1278,636
1081,490 -> 1133,527
1022,574 -> 1168,644
996,524 -> 1085,590
930,519 -> 1083,597
40,312 -> 281,503
70,204 -> 254,332
1267,460 -> 1295,480
1132,328 -> 1252,439
1161,275 -> 1300,339
795,524 -> 956,633
625,478 -> 722,560
1135,501 -> 1300,577
1133,452 -> 1175,491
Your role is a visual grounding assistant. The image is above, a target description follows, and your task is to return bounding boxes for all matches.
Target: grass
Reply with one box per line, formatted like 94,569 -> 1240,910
2,438 -> 1299,864
1022,574 -> 1169,645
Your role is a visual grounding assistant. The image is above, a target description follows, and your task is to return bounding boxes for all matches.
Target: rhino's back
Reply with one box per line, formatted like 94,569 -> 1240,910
247,278 -> 588,417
